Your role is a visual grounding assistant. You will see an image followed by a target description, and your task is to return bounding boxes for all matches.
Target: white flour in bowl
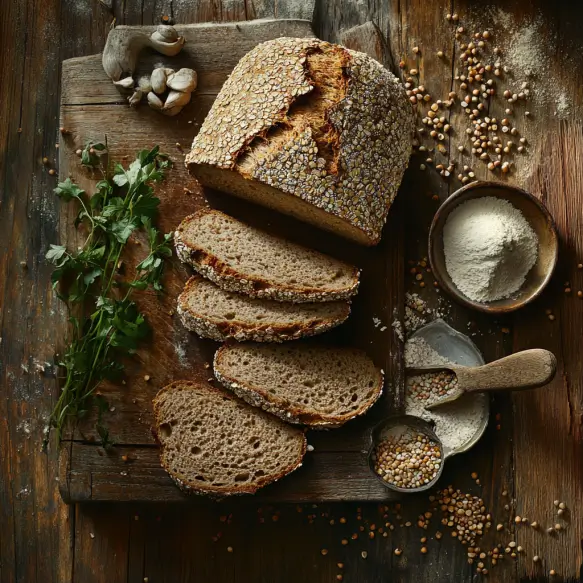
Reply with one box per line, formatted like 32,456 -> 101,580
443,197 -> 538,302
405,337 -> 487,452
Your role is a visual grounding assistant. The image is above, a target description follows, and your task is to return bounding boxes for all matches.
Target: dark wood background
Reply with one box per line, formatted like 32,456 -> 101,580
1,0 -> 582,582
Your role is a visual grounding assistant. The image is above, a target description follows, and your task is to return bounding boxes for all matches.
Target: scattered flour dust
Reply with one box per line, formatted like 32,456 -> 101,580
391,318 -> 404,343
17,420 -> 32,436
173,341 -> 189,368
404,337 -> 487,452
443,197 -> 538,302
490,7 -> 575,118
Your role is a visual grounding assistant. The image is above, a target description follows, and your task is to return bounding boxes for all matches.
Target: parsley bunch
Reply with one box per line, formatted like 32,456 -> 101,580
45,143 -> 173,447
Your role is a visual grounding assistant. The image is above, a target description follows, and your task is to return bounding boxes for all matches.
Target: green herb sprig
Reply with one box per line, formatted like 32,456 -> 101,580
44,143 -> 173,448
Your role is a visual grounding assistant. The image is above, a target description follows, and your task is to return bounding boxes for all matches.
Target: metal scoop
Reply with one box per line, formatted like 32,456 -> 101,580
409,348 -> 557,411
367,415 -> 447,494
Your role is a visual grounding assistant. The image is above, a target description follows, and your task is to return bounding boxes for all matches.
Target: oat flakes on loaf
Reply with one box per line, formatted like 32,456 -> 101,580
186,37 -> 414,246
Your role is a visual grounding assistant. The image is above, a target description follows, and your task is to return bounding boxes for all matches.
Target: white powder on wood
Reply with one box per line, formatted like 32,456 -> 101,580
443,197 -> 538,302
491,9 -> 574,112
405,337 -> 486,452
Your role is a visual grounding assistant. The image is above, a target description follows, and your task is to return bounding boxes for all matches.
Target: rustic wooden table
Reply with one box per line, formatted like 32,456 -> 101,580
1,1 -> 582,582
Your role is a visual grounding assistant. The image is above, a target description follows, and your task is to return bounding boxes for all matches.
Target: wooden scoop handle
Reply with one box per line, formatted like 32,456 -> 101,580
454,349 -> 557,393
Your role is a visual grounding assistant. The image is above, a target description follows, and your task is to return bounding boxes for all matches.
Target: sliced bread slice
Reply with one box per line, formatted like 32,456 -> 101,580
152,381 -> 307,496
213,343 -> 384,428
178,276 -> 350,342
174,209 -> 360,303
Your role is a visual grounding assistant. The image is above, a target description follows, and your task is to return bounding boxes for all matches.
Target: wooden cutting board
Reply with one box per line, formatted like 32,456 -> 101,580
57,18 -> 405,503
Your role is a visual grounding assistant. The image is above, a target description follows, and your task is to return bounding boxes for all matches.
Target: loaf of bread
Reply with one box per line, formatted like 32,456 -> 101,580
186,37 -> 413,246
175,209 -> 360,302
178,276 -> 350,342
213,343 -> 384,428
152,380 -> 306,496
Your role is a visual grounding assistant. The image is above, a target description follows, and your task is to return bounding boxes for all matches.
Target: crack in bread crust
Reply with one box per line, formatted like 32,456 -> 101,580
186,38 -> 414,245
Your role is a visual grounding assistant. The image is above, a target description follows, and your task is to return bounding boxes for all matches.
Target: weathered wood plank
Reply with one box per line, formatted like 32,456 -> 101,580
510,122 -> 583,580
0,0 -> 88,580
60,444 -> 397,502
340,21 -> 395,71
73,504 -> 131,583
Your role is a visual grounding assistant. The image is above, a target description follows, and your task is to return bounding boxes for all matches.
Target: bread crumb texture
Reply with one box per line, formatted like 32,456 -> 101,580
152,381 -> 306,495
174,210 -> 359,302
213,343 -> 384,427
177,276 -> 350,342
187,38 -> 413,245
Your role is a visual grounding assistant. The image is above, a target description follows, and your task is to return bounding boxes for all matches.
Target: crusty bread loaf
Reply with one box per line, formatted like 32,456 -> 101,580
178,276 -> 350,342
186,37 -> 413,246
174,209 -> 359,303
213,343 -> 384,428
152,380 -> 306,496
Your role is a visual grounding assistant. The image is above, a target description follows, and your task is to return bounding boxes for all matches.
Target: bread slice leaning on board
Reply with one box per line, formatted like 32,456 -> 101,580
213,343 -> 384,429
178,276 -> 350,342
186,37 -> 414,246
152,381 -> 307,496
174,209 -> 360,303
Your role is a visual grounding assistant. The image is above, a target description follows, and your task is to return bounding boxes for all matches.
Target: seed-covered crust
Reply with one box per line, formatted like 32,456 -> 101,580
177,277 -> 350,343
186,37 -> 414,245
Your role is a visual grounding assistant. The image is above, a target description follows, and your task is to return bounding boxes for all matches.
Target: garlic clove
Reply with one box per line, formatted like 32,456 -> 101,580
128,89 -> 143,107
163,89 -> 192,110
147,91 -> 164,111
161,105 -> 184,117
166,68 -> 197,93
138,75 -> 153,93
151,68 -> 167,94
163,68 -> 175,77
113,76 -> 135,90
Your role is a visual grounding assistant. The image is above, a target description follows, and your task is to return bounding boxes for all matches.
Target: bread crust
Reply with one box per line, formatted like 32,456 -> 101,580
177,276 -> 350,342
186,38 -> 414,246
174,209 -> 360,303
213,345 -> 384,429
152,381 -> 307,497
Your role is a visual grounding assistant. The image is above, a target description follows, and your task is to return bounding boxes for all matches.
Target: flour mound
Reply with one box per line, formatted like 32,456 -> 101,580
443,197 -> 538,302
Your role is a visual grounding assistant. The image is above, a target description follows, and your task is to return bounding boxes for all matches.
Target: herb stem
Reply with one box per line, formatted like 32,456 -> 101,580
44,144 -> 173,449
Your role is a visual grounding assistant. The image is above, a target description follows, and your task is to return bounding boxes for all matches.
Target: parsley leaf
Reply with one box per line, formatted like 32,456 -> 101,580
110,216 -> 139,244
46,244 -> 68,264
54,179 -> 85,201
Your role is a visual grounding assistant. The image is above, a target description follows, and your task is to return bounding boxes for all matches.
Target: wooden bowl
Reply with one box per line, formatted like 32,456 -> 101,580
428,181 -> 558,314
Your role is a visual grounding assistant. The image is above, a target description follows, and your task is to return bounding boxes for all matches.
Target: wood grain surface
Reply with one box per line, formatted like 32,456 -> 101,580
1,0 -> 583,582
